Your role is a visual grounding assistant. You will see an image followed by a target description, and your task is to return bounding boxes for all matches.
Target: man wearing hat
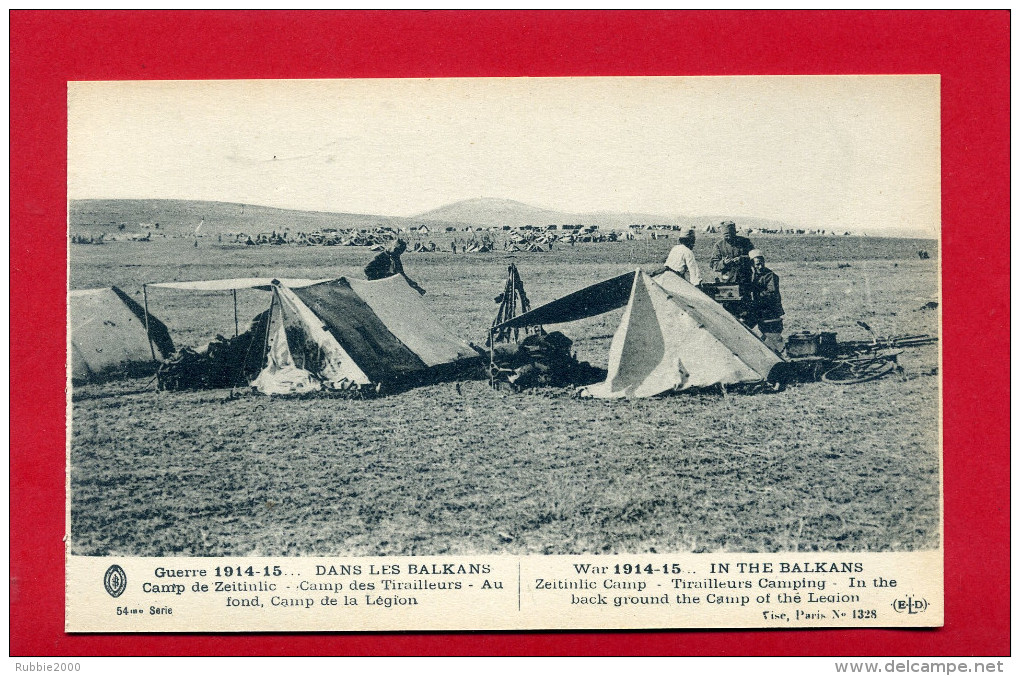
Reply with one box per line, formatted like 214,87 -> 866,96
747,249 -> 785,354
661,227 -> 702,286
710,221 -> 755,284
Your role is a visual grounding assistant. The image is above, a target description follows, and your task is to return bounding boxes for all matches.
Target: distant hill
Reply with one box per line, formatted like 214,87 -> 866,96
69,199 -> 409,237
414,198 -> 677,230
70,197 -> 696,237
414,198 -> 572,227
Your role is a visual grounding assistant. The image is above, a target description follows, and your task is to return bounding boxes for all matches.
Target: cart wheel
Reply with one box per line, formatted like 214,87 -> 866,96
822,359 -> 896,384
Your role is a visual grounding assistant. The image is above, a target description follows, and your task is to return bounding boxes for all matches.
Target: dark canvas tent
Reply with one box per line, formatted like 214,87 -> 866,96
493,269 -> 784,398
251,275 -> 480,395
70,286 -> 174,383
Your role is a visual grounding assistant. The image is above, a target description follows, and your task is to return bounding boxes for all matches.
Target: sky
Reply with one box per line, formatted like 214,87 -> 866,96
68,76 -> 940,235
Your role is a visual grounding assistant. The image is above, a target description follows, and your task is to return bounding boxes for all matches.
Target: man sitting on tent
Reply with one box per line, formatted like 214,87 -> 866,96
746,249 -> 785,354
364,239 -> 427,295
655,227 -> 702,286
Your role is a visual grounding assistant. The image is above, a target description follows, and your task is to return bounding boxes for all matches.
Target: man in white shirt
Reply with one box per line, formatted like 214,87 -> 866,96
662,227 -> 702,286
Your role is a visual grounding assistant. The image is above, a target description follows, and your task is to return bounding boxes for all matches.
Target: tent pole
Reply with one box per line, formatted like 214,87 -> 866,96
142,284 -> 157,363
262,290 -> 276,368
232,289 -> 239,337
488,327 -> 495,388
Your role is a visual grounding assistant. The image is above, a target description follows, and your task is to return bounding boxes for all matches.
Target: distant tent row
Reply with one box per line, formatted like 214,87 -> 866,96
492,269 -> 784,398
70,286 -> 174,383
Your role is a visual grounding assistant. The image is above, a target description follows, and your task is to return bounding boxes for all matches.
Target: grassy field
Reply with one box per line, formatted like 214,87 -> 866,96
69,234 -> 941,556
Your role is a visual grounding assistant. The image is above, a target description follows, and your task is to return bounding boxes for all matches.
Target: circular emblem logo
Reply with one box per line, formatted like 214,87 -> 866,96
104,565 -> 127,598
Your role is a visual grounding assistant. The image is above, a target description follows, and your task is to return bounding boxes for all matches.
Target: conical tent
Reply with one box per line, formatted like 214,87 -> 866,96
492,269 -> 784,398
252,275 -> 478,395
70,286 -> 174,383
581,271 -> 782,397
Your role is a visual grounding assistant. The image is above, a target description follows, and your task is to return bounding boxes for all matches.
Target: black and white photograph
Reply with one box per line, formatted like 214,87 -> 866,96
67,77 -> 941,623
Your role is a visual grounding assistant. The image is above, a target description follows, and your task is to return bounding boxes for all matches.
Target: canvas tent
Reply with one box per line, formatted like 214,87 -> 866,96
252,275 -> 479,395
70,286 -> 174,383
492,269 -> 784,398
147,274 -> 477,395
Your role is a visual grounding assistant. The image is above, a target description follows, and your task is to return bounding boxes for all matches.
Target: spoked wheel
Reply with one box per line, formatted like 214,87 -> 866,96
822,358 -> 896,384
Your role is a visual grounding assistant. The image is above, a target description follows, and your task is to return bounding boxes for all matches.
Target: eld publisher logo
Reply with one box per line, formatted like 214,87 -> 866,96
891,595 -> 928,614
104,565 -> 127,598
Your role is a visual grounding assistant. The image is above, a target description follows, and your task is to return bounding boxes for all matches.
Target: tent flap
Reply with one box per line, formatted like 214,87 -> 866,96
148,278 -> 334,291
493,270 -> 637,330
269,284 -> 372,388
347,276 -> 478,366
293,279 -> 429,383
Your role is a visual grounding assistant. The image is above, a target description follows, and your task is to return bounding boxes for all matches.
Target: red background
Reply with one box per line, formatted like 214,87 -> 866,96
10,11 -> 1009,656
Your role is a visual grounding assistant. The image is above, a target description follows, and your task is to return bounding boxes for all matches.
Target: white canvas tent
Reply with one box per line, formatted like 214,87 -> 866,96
252,275 -> 479,395
70,286 -> 174,383
492,269 -> 784,398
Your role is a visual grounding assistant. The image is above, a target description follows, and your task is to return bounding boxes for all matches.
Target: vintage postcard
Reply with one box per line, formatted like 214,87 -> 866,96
66,76 -> 942,631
